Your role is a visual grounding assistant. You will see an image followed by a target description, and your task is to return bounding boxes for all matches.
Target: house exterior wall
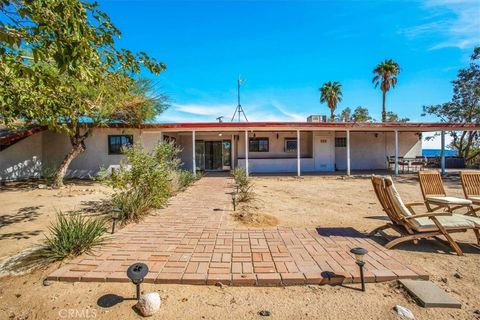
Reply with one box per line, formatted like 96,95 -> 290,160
334,131 -> 422,170
0,131 -> 43,181
0,127 -> 423,180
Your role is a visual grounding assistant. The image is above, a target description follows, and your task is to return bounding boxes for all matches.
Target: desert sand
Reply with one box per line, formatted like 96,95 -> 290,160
0,174 -> 479,320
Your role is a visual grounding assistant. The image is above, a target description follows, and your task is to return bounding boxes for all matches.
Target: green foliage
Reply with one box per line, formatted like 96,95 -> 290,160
372,59 -> 401,122
337,106 -> 374,122
319,81 -> 343,121
423,47 -> 480,164
41,212 -> 107,261
101,142 -> 198,222
232,168 -> 254,202
385,111 -> 409,122
0,1 -> 168,186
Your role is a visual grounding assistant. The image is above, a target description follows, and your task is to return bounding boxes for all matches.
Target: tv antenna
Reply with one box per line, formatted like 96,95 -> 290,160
231,76 -> 248,122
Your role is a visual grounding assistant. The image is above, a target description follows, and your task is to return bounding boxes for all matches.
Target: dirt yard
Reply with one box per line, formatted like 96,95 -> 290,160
0,174 -> 479,320
0,180 -> 112,260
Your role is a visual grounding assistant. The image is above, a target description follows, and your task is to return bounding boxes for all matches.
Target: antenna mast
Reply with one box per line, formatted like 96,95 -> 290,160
231,76 -> 248,122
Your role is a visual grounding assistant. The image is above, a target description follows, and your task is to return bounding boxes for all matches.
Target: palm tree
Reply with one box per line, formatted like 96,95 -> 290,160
319,81 -> 342,121
372,59 -> 400,122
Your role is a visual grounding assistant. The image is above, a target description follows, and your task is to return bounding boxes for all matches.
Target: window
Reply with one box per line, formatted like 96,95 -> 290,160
285,138 -> 297,153
335,137 -> 347,148
249,138 -> 269,152
108,135 -> 133,154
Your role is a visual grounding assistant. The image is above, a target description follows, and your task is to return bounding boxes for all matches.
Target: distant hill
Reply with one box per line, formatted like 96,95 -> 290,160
422,149 -> 457,157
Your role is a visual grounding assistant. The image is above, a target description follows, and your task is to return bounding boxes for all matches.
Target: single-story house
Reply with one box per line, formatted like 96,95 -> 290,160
0,118 -> 478,181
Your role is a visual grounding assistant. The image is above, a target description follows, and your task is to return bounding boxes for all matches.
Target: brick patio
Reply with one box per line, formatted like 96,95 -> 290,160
47,176 -> 428,286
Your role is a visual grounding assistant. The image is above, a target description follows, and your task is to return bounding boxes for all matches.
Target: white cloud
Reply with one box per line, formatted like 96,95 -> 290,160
157,100 -> 307,123
401,0 -> 480,50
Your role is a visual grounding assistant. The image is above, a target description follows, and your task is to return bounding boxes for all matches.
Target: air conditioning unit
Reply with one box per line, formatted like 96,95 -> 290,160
307,115 -> 327,122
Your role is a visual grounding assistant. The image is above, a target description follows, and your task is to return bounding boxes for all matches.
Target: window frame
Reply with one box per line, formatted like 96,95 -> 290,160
108,135 -> 133,155
248,137 -> 269,152
335,137 -> 347,148
284,138 -> 297,153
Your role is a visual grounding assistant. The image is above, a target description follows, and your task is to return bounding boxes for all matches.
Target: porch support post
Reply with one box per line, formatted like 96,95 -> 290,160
192,130 -> 196,176
244,130 -> 249,177
441,130 -> 446,176
159,132 -> 163,142
346,130 -> 351,176
297,130 -> 301,177
394,130 -> 399,176
231,134 -> 235,170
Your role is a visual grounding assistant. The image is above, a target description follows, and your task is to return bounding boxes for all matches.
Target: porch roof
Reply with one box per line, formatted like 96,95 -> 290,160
108,121 -> 479,132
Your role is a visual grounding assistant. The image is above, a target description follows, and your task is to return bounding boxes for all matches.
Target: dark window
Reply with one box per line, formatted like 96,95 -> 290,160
108,135 -> 133,154
335,137 -> 347,148
285,138 -> 297,153
249,138 -> 269,152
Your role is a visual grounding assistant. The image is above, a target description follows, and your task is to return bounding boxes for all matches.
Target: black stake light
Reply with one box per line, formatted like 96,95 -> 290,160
350,247 -> 368,292
127,263 -> 149,300
232,193 -> 236,211
111,209 -> 121,234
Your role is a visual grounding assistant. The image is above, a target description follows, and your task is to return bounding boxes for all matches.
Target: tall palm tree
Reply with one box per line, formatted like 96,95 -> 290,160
372,59 -> 400,122
319,81 -> 342,121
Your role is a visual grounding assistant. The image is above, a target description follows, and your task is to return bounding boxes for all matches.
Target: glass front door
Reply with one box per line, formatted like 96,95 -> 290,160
195,140 -> 232,171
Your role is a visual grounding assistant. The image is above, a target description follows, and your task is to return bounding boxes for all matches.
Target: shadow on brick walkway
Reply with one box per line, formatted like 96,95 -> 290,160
48,176 -> 428,286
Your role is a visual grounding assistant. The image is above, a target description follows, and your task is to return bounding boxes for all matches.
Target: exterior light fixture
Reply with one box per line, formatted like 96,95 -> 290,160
350,247 -> 368,292
127,263 -> 149,300
111,209 -> 121,234
218,133 -> 223,137
232,193 -> 236,211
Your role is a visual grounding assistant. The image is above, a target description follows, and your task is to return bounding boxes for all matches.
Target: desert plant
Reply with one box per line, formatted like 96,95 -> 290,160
101,141 -> 199,222
232,167 -> 254,202
372,59 -> 401,122
320,81 -> 343,121
41,212 -> 107,261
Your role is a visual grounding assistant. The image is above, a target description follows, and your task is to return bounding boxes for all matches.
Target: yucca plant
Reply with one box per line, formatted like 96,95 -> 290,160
41,212 -> 108,261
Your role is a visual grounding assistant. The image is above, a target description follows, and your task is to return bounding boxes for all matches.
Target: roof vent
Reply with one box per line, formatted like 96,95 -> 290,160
307,115 -> 327,122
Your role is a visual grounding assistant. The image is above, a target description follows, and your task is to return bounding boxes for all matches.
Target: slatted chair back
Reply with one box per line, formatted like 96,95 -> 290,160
418,170 -> 446,198
460,171 -> 480,198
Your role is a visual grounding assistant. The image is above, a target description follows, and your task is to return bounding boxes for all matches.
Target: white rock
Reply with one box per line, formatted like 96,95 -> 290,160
136,292 -> 161,317
394,305 -> 415,320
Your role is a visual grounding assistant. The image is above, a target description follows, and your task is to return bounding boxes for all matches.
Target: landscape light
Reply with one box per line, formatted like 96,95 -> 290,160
111,209 -> 121,234
127,263 -> 149,300
350,247 -> 368,292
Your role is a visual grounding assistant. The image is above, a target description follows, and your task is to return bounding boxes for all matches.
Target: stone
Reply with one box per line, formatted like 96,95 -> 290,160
453,272 -> 462,279
394,305 -> 415,320
43,279 -> 51,286
258,310 -> 271,317
399,279 -> 461,308
215,282 -> 225,288
135,292 -> 161,317
38,184 -> 47,189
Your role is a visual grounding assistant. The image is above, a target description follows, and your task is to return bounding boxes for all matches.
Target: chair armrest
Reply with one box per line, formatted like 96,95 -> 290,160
404,201 -> 427,214
404,212 -> 452,219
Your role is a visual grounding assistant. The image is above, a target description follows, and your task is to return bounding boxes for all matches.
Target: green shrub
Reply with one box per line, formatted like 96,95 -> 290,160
101,142 -> 198,222
41,212 -> 107,261
232,167 -> 254,202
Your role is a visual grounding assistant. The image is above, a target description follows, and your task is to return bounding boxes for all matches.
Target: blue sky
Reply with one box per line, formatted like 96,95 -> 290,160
101,0 -> 479,146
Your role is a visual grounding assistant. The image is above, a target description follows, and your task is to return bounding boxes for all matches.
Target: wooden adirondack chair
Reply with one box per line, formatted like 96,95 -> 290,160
460,171 -> 480,216
370,176 -> 479,256
418,170 -> 472,212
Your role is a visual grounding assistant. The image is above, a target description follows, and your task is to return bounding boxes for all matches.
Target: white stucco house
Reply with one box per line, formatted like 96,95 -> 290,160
0,119 -> 478,181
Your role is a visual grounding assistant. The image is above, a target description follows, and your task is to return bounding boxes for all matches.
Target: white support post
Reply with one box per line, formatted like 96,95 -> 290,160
297,130 -> 301,177
192,130 -> 196,175
244,130 -> 249,177
159,131 -> 163,142
441,130 -> 446,176
231,134 -> 235,170
394,130 -> 399,176
346,130 -> 351,176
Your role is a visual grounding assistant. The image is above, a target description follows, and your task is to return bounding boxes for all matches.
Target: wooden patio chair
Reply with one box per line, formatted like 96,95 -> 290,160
369,176 -> 479,255
418,170 -> 472,213
460,171 -> 480,216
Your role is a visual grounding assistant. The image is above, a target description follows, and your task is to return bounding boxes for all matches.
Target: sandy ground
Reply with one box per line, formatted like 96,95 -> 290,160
0,180 -> 112,259
0,175 -> 479,320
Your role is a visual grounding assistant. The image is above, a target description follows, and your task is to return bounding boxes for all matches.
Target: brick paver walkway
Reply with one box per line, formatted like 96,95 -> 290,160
48,176 -> 428,286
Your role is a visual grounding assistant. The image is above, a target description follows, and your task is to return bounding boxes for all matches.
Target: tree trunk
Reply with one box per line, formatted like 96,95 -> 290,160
52,127 -> 89,188
381,90 -> 387,122
330,107 -> 335,122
